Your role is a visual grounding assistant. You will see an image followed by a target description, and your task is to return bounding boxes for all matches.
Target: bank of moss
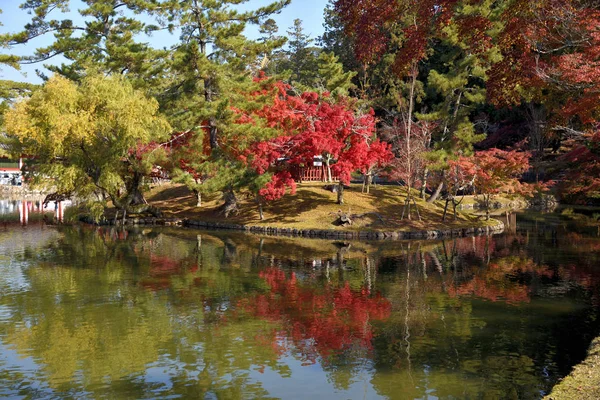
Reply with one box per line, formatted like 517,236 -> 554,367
545,337 -> 600,400
140,182 -> 500,233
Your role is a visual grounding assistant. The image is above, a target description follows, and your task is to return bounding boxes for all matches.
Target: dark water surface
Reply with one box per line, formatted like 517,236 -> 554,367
1,212 -> 599,399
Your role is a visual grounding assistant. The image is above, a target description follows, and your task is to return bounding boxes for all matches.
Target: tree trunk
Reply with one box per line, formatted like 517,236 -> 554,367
442,198 -> 449,221
208,118 -> 218,150
452,199 -> 458,221
427,180 -> 444,203
412,194 -> 421,221
325,156 -> 332,182
204,75 -> 218,150
193,189 -> 202,207
337,182 -> 344,205
256,195 -> 264,220
111,193 -> 162,218
126,203 -> 162,217
125,171 -> 148,206
420,168 -> 428,199
220,189 -> 239,218
402,189 -> 412,221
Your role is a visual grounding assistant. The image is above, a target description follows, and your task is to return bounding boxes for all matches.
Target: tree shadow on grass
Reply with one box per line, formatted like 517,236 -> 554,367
147,185 -> 190,202
259,189 -> 334,225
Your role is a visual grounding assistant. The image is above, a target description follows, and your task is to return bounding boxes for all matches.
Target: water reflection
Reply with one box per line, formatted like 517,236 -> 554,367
0,213 -> 598,399
0,199 -> 69,225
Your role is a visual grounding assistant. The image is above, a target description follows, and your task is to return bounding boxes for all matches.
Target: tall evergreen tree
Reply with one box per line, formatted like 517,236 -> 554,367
153,0 -> 290,215
277,18 -> 358,96
0,8 -> 37,138
315,51 -> 356,97
419,0 -> 506,200
0,0 -> 168,88
319,0 -> 360,76
276,19 -> 320,90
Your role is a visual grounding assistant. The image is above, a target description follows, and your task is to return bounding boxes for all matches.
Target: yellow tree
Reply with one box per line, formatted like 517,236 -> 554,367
4,74 -> 171,219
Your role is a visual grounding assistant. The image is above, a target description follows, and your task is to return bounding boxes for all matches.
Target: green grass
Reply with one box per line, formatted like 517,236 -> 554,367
545,337 -> 600,400
146,182 -> 498,232
457,194 -> 526,207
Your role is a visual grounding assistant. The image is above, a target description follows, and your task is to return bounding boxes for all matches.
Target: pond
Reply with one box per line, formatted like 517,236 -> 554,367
0,210 -> 599,399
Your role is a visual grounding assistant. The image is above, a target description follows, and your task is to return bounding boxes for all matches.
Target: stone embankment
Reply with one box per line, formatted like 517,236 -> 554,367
458,199 -> 528,211
458,194 -> 559,212
87,216 -> 505,240
0,184 -> 46,198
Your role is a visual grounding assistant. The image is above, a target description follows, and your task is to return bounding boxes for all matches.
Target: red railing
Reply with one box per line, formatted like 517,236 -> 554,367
293,166 -> 339,182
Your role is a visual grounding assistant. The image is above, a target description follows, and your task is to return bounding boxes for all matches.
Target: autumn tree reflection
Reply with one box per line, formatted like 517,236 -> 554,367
238,267 -> 391,364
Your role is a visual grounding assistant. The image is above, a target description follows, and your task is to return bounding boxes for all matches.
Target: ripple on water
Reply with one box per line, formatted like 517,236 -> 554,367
0,216 -> 600,399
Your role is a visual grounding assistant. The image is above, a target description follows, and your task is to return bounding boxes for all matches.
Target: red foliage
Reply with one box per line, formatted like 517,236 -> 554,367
238,267 -> 391,363
333,0 -> 401,65
335,0 -> 492,73
473,148 -> 532,197
559,132 -> 600,201
448,276 -> 531,304
259,171 -> 297,201
490,0 -> 600,122
448,258 -> 555,305
139,253 -> 198,291
447,157 -> 477,190
244,82 -> 392,196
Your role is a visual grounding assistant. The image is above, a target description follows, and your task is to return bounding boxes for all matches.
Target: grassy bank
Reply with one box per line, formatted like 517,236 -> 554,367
545,337 -> 600,400
139,182 -> 498,232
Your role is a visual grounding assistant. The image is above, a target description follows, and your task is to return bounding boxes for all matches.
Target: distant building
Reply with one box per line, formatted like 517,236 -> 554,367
0,157 -> 23,185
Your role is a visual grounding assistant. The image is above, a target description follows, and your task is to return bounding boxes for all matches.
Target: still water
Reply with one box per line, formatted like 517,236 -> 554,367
0,211 -> 599,399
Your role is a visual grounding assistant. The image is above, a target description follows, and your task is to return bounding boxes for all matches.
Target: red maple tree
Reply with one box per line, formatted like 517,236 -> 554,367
473,148 -> 532,219
244,82 -> 392,206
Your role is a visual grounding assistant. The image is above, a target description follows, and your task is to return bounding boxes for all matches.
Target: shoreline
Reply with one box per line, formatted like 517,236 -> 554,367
545,337 -> 600,399
83,215 -> 505,240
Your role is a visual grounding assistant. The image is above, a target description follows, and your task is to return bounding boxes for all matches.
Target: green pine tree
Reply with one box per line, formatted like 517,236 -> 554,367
315,51 -> 356,97
154,0 -> 290,215
419,0 -> 506,201
276,19 -> 320,90
0,0 -> 168,88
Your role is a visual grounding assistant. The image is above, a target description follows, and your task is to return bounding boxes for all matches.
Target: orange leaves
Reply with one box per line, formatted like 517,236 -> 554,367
334,0 -> 400,65
473,148 -> 532,196
559,132 -> 600,201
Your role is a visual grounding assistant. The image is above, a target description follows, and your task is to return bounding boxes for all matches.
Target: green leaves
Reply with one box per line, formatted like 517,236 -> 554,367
4,73 -> 171,210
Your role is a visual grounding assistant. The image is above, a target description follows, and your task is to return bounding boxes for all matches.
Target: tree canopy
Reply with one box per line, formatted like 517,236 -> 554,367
2,0 -> 600,219
4,74 -> 171,218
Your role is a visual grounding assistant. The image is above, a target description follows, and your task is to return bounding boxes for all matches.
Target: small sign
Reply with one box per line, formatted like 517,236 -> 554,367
313,161 -> 323,166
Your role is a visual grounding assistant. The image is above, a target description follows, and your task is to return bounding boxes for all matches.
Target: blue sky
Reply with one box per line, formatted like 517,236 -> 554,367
0,0 -> 329,84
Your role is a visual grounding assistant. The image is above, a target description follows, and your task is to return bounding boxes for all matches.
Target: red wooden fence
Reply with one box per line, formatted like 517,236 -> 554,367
291,165 -> 339,182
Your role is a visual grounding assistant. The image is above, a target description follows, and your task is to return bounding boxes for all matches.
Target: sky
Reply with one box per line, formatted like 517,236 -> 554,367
0,0 -> 329,84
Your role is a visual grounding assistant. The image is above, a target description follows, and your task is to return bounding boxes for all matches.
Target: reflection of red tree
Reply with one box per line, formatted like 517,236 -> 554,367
140,254 -> 198,291
452,236 -> 497,260
95,227 -> 130,241
448,258 -> 555,304
498,232 -> 600,302
564,232 -> 600,252
449,276 -> 531,304
238,268 -> 391,364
